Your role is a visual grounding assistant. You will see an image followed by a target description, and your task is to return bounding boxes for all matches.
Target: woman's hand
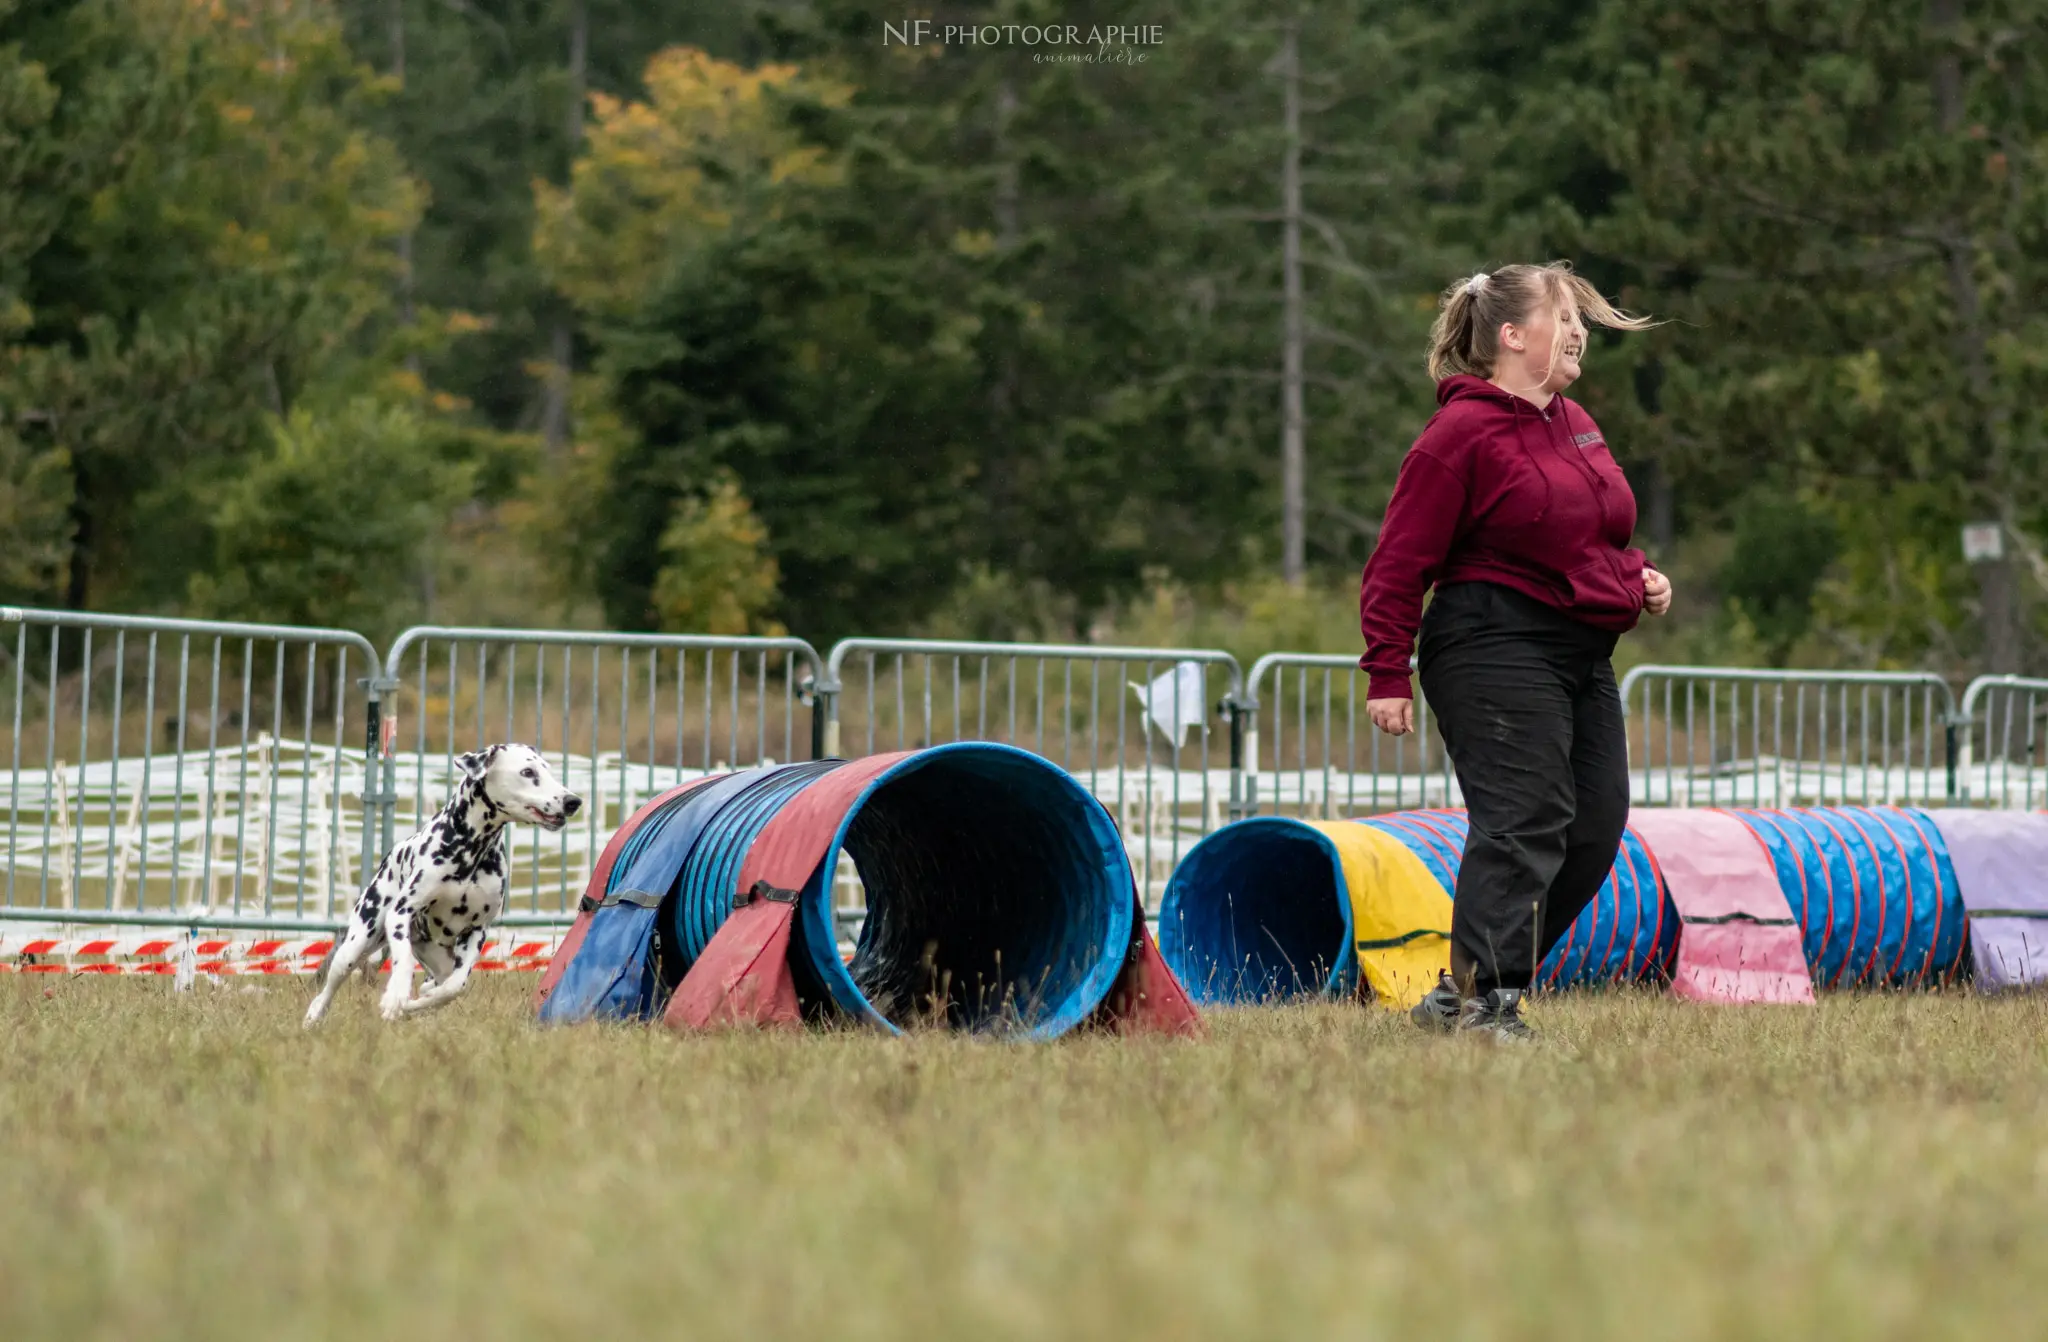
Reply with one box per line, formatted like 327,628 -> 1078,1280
1367,697 -> 1414,736
1644,567 -> 1673,616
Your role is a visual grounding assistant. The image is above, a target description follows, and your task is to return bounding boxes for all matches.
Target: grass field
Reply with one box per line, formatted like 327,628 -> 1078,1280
4,977 -> 2046,1341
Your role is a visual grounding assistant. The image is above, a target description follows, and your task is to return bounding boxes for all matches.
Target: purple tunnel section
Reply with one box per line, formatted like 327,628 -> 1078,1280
1923,809 -> 2048,991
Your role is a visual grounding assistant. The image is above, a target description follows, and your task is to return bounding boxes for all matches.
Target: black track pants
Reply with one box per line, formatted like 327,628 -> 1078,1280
1417,582 -> 1631,994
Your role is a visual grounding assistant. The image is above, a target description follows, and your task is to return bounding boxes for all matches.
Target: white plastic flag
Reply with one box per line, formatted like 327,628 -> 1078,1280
1129,661 -> 1208,751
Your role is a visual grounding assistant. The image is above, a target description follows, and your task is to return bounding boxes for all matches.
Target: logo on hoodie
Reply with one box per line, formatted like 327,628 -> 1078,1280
1572,430 -> 1604,450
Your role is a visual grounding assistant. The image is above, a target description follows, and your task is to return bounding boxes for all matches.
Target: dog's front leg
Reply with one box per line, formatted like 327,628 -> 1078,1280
399,927 -> 485,1015
305,914 -> 381,1027
378,918 -> 422,1021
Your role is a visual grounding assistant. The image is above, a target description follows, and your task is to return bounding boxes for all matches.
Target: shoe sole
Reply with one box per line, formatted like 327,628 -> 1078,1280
1409,1001 -> 1462,1033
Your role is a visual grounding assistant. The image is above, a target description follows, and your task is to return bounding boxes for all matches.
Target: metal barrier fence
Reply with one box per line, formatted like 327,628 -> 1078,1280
1239,660 -> 1972,820
1958,674 -> 2048,808
376,626 -> 826,924
1240,653 -> 1456,819
0,607 -> 382,932
819,638 -> 1244,905
1617,665 -> 1959,807
6,600 -> 2046,944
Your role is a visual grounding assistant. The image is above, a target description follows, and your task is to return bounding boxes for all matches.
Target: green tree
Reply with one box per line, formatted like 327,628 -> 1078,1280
333,0 -> 786,435
540,2 -> 1467,638
1,0 -> 423,611
1572,0 -> 2048,671
189,398 -> 472,640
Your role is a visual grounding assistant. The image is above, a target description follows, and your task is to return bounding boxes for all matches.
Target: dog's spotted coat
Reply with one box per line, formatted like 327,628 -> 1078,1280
304,744 -> 581,1024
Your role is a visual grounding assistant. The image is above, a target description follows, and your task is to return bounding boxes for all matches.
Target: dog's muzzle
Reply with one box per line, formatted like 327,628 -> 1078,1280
537,795 -> 582,831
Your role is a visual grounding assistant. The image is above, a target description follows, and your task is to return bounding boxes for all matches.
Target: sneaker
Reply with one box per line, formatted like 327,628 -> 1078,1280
1458,988 -> 1537,1043
1409,971 -> 1467,1033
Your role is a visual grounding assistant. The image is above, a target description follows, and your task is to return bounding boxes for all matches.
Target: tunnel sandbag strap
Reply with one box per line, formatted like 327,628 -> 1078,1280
600,889 -> 665,910
1353,928 -> 1452,950
664,755 -> 902,1032
1924,809 -> 2048,991
1319,820 -> 1453,1010
534,774 -> 729,1014
1678,911 -> 1798,926
734,880 -> 800,909
1631,809 -> 1814,1005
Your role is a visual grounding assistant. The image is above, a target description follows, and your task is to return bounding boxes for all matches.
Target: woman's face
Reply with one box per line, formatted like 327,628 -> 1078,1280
1500,293 -> 1586,396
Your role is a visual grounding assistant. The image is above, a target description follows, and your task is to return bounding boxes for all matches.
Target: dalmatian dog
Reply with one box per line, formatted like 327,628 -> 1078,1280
303,744 -> 581,1025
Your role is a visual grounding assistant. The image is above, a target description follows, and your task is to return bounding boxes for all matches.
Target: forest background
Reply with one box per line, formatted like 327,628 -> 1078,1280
3,0 -> 2044,677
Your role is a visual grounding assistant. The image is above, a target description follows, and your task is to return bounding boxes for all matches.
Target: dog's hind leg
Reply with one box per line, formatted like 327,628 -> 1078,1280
304,916 -> 382,1027
415,938 -> 456,990
378,918 -> 422,1021
399,927 -> 486,1015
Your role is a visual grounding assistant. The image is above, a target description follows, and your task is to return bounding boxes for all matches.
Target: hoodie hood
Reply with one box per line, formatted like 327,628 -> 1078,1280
1435,373 -> 1520,409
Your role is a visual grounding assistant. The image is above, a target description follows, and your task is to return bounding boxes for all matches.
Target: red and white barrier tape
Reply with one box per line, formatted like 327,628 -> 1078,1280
0,932 -> 563,976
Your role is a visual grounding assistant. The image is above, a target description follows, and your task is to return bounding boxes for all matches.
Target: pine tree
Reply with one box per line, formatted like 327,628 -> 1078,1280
1574,0 -> 2048,668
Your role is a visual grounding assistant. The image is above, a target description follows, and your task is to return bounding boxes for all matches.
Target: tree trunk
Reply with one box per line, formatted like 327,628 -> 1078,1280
542,0 -> 589,455
64,468 -> 91,612
1642,455 -> 1674,556
1929,0 -> 2018,670
1279,20 -> 1305,587
391,0 -> 419,377
984,77 -> 1022,567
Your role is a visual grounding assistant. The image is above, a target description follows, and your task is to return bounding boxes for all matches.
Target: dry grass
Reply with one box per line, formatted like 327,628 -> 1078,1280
3,977 -> 2046,1341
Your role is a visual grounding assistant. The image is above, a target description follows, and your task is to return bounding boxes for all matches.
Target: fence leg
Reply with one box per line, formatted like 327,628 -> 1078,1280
359,675 -> 399,890
1228,701 -> 1258,821
813,687 -> 836,760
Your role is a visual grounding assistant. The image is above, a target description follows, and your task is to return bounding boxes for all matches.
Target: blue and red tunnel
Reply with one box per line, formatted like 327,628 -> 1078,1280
1159,805 -> 2040,1006
534,742 -> 1197,1038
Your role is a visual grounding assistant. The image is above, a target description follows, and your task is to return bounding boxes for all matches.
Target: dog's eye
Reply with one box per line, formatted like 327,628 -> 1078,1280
522,769 -> 536,781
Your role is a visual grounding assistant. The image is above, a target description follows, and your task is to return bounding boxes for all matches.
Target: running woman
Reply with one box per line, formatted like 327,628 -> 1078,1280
1358,261 -> 1671,1041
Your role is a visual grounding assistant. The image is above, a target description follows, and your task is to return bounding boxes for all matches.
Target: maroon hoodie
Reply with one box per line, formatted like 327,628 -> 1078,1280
1358,374 -> 1649,700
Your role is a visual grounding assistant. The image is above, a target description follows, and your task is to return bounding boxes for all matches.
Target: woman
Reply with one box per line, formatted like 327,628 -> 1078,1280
1358,261 -> 1672,1041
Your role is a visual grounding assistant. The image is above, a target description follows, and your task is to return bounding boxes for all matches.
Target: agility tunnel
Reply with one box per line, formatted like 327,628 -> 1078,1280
535,742 -> 1198,1039
1924,809 -> 2048,989
1159,804 -> 2048,1008
1724,807 -> 1968,990
1157,812 -> 1675,1009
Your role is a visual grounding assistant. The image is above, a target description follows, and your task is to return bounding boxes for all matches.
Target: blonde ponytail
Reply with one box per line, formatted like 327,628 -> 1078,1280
1423,260 -> 1659,382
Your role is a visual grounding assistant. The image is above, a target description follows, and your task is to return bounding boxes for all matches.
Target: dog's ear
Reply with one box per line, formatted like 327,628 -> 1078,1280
455,747 -> 497,781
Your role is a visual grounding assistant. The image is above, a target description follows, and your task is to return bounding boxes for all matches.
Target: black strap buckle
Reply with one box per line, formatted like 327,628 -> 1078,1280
733,879 -> 800,911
